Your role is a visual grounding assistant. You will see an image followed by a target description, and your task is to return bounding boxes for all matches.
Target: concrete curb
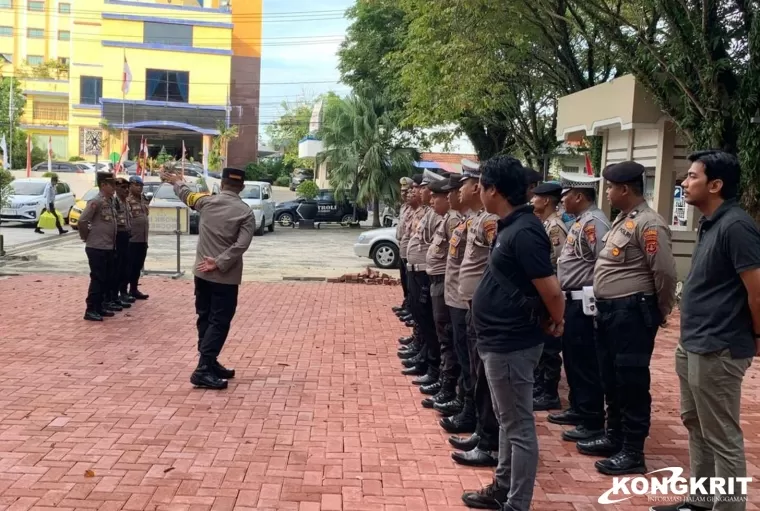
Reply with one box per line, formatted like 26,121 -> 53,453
1,232 -> 76,257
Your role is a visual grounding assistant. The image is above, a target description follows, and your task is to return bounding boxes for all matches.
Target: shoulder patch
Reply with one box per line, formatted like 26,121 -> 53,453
643,228 -> 659,255
187,192 -> 210,208
483,219 -> 497,245
625,220 -> 636,230
583,223 -> 596,245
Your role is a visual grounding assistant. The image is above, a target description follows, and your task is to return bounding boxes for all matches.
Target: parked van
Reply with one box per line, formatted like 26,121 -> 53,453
240,181 -> 275,236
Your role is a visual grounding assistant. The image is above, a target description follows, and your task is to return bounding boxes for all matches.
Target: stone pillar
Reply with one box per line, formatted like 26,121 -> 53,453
653,121 -> 676,222
202,134 -> 212,172
596,131 -> 612,217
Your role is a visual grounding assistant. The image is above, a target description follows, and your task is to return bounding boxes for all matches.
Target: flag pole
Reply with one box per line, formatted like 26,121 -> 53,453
8,75 -> 13,170
121,50 -> 126,173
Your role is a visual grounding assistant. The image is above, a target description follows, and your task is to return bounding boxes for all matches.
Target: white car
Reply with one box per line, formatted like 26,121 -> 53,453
1,178 -> 76,225
353,227 -> 400,269
239,181 -> 275,236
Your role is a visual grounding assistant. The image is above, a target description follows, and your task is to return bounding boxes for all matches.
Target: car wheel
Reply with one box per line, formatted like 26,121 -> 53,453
255,217 -> 265,236
371,241 -> 399,270
268,218 -> 275,232
340,214 -> 354,227
278,212 -> 294,227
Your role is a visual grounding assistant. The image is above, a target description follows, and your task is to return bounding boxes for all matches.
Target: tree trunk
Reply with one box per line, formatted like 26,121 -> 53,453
372,197 -> 381,227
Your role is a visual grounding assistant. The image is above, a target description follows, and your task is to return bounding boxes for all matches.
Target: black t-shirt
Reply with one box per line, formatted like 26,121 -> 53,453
472,205 -> 554,353
680,200 -> 760,358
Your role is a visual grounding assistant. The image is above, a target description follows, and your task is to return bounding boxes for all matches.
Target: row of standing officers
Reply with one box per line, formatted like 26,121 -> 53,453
393,158 -> 677,511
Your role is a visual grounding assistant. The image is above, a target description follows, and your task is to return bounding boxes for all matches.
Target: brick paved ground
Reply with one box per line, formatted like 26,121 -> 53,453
0,274 -> 757,511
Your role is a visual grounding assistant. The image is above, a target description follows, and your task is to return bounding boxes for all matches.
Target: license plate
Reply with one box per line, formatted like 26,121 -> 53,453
0,208 -> 16,216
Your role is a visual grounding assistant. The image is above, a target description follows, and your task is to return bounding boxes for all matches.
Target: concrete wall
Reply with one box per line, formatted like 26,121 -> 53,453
672,229 -> 697,282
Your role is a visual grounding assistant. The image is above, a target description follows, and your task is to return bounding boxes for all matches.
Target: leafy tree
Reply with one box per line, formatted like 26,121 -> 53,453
319,90 -> 419,227
244,158 -> 288,183
0,168 -> 13,209
571,0 -> 760,216
0,76 -> 27,168
156,146 -> 173,166
209,122 -> 239,171
296,180 -> 319,200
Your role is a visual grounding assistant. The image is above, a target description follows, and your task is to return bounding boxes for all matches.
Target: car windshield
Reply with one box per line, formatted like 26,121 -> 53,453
11,182 -> 46,196
82,189 -> 100,201
240,185 -> 260,199
154,183 -> 205,200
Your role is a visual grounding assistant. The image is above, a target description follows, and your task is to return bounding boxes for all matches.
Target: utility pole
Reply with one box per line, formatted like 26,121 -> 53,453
8,75 -> 13,169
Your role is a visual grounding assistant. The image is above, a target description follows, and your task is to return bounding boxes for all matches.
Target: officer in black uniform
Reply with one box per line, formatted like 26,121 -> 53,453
112,177 -> 135,308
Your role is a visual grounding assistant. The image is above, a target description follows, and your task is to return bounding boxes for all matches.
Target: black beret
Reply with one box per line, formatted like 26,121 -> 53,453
428,180 -> 448,194
532,182 -> 563,197
603,161 -> 645,184
524,168 -> 543,185
411,173 -> 424,185
96,172 -> 115,185
441,174 -> 464,192
222,167 -> 245,182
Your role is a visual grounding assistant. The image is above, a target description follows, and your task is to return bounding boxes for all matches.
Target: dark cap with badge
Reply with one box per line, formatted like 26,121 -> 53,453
411,173 -> 424,186
603,161 -> 645,184
532,181 -> 563,199
96,172 -> 116,186
524,168 -> 543,186
428,179 -> 449,195
441,174 -> 465,192
222,167 -> 245,181
115,177 -> 129,186
129,175 -> 144,185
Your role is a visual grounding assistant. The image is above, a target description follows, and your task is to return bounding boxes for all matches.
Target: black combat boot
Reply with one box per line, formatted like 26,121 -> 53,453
562,425 -> 605,442
433,396 -> 463,416
191,361 -> 228,390
419,380 -> 441,396
412,366 -> 439,386
577,431 -> 623,457
84,311 -> 103,322
401,363 -> 427,376
438,396 -> 476,433
461,479 -> 508,509
401,351 -> 426,368
595,449 -> 647,476
422,374 -> 456,407
398,335 -> 414,346
548,408 -> 583,426
211,360 -> 235,379
533,392 -> 561,411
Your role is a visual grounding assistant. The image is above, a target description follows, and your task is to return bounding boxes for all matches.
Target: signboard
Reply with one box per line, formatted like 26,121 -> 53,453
149,206 -> 190,234
674,186 -> 683,200
84,129 -> 102,156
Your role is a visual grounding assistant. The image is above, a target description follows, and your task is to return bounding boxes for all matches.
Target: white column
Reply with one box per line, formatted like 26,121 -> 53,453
653,121 -> 676,222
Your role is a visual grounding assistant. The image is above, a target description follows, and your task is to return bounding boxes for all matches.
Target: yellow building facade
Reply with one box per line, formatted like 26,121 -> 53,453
0,0 -> 261,167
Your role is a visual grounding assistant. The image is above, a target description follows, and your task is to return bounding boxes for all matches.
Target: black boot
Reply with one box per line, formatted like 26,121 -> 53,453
401,363 -> 427,376
398,345 -> 421,359
452,446 -> 498,468
577,432 -> 623,457
398,335 -> 414,345
562,425 -> 605,442
439,396 -> 476,433
131,290 -> 149,300
391,305 -> 405,313
399,314 -> 413,322
595,449 -> 647,476
412,367 -> 439,386
211,360 -> 235,379
547,408 -> 583,426
461,480 -> 508,509
401,351 -> 426,368
448,432 -> 480,451
84,311 -> 103,322
433,396 -> 463,416
120,292 -> 136,304
191,363 -> 228,390
105,301 -> 123,312
422,374 -> 456,407
533,393 -> 561,411
419,380 -> 441,396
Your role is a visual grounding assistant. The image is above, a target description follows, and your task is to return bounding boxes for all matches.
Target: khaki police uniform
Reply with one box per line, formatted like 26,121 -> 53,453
127,190 -> 150,297
396,201 -> 410,307
112,193 -> 132,302
545,212 -> 568,270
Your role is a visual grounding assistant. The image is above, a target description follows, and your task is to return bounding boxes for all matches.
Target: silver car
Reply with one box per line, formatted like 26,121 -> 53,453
353,227 -> 399,269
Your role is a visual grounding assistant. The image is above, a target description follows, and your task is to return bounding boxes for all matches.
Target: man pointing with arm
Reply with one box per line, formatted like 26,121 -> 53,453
161,167 -> 256,390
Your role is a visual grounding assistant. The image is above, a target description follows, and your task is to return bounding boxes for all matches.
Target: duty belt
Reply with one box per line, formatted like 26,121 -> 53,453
407,262 -> 427,271
565,290 -> 584,301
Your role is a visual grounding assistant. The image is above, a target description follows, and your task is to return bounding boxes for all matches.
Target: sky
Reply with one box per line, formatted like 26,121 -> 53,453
258,0 -> 476,154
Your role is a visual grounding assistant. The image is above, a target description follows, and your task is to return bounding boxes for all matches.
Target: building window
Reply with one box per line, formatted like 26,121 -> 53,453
562,166 -> 580,174
0,0 -> 11,8
80,76 -> 103,105
28,28 -> 44,38
26,55 -> 44,65
0,53 -> 11,64
0,26 -> 11,37
58,30 -> 70,41
143,22 -> 193,46
33,101 -> 69,122
59,2 -> 70,13
58,57 -> 69,66
145,69 -> 190,103
27,0 -> 43,11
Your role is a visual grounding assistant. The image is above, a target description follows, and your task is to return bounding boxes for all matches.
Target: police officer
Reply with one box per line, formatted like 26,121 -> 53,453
126,175 -> 150,300
403,170 -> 447,382
577,161 -> 677,475
160,167 -> 256,390
443,159 -> 500,469
551,172 -> 610,443
112,177 -> 134,308
79,172 -> 118,322
421,178 -> 459,408
530,182 -> 568,411
394,179 -> 413,324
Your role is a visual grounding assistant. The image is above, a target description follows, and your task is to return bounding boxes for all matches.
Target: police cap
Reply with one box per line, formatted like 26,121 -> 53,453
461,158 -> 481,181
532,181 -> 563,199
441,174 -> 464,192
524,168 -> 543,185
115,177 -> 129,186
428,179 -> 449,195
96,172 -> 115,186
603,161 -> 645,184
400,177 -> 413,190
129,175 -> 144,185
411,173 -> 424,186
222,167 -> 245,182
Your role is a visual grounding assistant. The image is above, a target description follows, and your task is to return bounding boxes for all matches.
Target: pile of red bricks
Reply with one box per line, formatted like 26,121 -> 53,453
328,266 -> 400,285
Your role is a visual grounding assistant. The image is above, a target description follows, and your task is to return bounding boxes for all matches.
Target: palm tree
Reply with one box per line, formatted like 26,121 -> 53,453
209,122 -> 239,171
319,91 -> 418,227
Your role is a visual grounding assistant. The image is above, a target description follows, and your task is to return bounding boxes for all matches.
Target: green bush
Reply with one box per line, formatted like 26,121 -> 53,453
0,168 -> 14,209
274,175 -> 290,187
68,156 -> 85,162
296,180 -> 319,200
244,158 -> 290,184
42,172 -> 59,179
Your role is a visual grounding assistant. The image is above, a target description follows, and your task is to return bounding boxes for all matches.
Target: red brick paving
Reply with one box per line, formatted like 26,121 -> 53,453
0,274 -> 757,511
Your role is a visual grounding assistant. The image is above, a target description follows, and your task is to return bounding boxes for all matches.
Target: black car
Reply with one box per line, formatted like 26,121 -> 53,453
31,161 -> 84,173
275,189 -> 368,226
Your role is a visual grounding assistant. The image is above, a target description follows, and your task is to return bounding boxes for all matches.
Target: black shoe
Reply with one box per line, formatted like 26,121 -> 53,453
419,380 -> 441,396
547,408 -> 584,426
404,321 -> 415,328
100,310 -> 115,317
448,433 -> 480,451
401,352 -> 425,368
131,290 -> 149,300
105,302 -> 123,312
84,311 -> 103,322
120,293 -> 136,304
649,502 -> 710,511
412,369 -> 439,386
190,366 -> 228,390
595,450 -> 647,476
58,229 -> 68,235
398,335 -> 414,345
453,447 -> 498,468
392,306 -> 405,313
401,364 -> 427,376
461,480 -> 508,510
433,397 -> 463,416
116,300 -> 132,309
398,347 -> 420,360
533,393 -> 561,411
421,388 -> 451,409
562,425 -> 605,442
211,360 -> 235,379
34,228 -> 44,234
439,414 -> 476,434
577,435 -> 623,457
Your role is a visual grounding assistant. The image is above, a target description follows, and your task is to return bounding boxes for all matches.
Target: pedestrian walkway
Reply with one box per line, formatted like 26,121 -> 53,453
0,275 -> 757,511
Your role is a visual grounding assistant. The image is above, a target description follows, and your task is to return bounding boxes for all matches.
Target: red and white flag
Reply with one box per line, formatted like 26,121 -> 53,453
584,153 -> 594,176
116,142 -> 129,173
26,135 -> 31,178
122,55 -> 132,95
47,135 -> 53,174
140,137 -> 148,177
181,140 -> 186,177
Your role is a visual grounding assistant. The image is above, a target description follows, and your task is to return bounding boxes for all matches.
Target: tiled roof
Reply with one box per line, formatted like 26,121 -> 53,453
420,152 -> 479,164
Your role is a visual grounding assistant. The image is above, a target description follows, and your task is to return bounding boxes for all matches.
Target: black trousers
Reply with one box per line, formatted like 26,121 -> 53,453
535,335 -> 563,398
195,276 -> 239,365
399,257 -> 409,306
46,203 -> 64,231
112,231 -> 131,298
407,269 -> 439,369
85,247 -> 113,313
128,242 -> 148,293
466,306 -> 499,451
449,306 -> 471,396
430,275 -> 458,379
563,299 -> 604,429
596,294 -> 661,453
